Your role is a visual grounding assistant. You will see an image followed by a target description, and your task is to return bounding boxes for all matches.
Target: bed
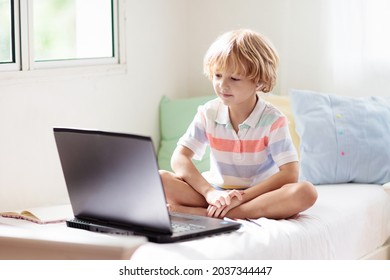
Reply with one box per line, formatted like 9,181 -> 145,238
132,184 -> 390,260
132,89 -> 390,260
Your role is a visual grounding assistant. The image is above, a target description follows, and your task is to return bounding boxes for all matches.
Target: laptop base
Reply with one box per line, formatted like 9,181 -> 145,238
66,214 -> 241,244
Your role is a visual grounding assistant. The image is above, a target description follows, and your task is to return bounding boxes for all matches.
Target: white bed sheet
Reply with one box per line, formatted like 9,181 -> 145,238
131,184 -> 390,260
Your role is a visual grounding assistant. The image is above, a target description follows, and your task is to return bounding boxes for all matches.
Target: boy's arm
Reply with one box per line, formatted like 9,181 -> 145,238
171,145 -> 242,207
171,145 -> 212,196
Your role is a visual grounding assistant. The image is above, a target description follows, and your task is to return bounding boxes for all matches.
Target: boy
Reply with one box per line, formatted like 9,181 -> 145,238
160,29 -> 317,219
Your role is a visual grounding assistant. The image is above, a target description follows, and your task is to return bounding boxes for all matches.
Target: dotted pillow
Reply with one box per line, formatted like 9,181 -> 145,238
290,89 -> 390,185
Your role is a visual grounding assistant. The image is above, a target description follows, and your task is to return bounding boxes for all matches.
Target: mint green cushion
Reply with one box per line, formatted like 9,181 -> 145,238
158,95 -> 215,172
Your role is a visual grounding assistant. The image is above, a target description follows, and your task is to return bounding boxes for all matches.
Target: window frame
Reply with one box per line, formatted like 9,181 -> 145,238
0,0 -> 20,71
0,0 -> 125,75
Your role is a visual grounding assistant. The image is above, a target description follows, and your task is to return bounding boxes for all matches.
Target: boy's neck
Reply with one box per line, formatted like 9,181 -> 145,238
228,95 -> 258,133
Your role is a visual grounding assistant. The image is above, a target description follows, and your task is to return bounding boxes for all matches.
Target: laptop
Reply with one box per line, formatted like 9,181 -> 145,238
53,127 -> 241,243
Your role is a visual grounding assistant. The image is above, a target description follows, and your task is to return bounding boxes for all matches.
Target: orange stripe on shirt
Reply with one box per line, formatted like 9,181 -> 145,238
270,116 -> 287,132
207,134 -> 268,153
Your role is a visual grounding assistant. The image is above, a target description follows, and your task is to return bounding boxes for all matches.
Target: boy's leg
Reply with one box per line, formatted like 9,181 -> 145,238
226,181 -> 317,220
159,170 -> 208,208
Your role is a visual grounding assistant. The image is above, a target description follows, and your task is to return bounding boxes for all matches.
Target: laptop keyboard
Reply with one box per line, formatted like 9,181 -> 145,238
171,222 -> 205,233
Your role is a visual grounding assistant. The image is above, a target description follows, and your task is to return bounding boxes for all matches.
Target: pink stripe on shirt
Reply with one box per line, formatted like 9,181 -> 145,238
207,133 -> 268,153
270,116 -> 287,132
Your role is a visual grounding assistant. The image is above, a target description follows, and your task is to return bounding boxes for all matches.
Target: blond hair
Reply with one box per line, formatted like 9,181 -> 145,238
203,29 -> 279,93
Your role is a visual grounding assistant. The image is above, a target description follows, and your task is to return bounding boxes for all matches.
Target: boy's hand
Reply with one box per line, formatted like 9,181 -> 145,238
207,195 -> 243,218
204,189 -> 243,208
205,189 -> 243,218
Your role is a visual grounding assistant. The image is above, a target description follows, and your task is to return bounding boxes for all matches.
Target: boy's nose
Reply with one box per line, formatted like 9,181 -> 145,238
220,78 -> 229,89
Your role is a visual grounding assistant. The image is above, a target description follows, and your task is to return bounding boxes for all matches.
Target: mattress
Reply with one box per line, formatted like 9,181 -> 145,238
131,184 -> 390,260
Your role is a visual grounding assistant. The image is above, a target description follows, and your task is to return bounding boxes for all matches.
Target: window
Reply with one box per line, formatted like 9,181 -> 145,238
0,0 -> 13,63
0,0 -> 123,72
0,0 -> 18,70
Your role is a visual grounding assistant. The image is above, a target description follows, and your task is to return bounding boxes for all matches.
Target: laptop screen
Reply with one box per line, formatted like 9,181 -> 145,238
53,128 -> 172,233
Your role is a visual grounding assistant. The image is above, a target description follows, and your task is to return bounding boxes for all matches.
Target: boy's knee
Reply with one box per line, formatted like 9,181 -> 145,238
159,169 -> 169,179
297,181 -> 318,207
159,170 -> 184,191
159,170 -> 175,183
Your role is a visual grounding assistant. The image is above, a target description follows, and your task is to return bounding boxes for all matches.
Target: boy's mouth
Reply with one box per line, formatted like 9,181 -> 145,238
220,93 -> 233,98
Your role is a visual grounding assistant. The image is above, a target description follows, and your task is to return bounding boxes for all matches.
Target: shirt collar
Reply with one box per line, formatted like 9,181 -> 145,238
245,96 -> 266,127
215,95 -> 266,128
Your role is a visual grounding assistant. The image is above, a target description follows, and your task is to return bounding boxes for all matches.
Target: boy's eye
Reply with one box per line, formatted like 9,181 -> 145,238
213,73 -> 241,81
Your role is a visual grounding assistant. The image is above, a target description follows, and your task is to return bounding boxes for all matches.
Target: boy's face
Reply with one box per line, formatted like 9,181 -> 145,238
212,68 -> 258,108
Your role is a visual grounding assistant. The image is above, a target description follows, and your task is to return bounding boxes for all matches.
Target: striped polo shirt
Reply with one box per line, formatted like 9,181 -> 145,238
177,96 -> 298,189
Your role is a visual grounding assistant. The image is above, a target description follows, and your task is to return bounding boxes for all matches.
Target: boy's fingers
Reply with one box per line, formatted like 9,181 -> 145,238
208,204 -> 227,218
221,208 -> 229,217
207,205 -> 215,217
213,205 -> 226,218
224,195 -> 231,205
229,190 -> 243,200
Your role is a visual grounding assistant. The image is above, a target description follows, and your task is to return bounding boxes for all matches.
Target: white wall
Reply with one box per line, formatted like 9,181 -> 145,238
0,0 -> 189,211
186,0 -> 390,98
186,0 -> 288,97
186,0 -> 333,97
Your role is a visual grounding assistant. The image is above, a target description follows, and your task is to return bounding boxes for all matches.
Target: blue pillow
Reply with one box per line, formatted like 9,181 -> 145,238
290,89 -> 390,185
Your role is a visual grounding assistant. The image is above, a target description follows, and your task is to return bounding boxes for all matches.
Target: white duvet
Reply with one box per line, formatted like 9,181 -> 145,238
131,184 -> 390,260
